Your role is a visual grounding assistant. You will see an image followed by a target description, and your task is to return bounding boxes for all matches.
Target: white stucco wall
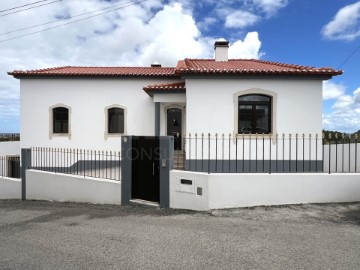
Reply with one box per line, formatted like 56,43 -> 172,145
0,142 -> 20,156
184,78 -> 323,160
20,78 -> 178,150
0,177 -> 21,199
20,76 -> 324,153
26,170 -> 121,204
170,171 -> 360,210
185,78 -> 323,135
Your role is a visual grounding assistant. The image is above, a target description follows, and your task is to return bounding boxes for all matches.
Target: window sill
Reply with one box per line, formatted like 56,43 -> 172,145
49,133 -> 71,139
234,132 -> 277,144
104,133 -> 126,139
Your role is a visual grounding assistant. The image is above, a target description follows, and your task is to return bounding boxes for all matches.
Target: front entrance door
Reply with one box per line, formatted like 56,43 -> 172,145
167,108 -> 182,150
132,136 -> 160,202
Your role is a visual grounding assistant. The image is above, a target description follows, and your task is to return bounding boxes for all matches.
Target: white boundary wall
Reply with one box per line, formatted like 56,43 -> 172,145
170,171 -> 360,211
26,170 -> 121,205
0,142 -> 20,156
0,177 -> 21,199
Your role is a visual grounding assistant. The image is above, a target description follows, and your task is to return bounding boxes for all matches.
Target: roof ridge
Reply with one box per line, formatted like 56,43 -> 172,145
10,66 -> 71,74
242,59 -> 316,69
64,66 -> 176,69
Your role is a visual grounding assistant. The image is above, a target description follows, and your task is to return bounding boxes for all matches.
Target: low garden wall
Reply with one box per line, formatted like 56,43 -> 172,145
170,171 -> 360,211
0,177 -> 21,199
26,170 -> 121,205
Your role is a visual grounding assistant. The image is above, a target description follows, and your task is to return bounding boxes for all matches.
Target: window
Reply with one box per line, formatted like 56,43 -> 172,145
238,94 -> 271,134
108,107 -> 125,134
53,107 -> 69,133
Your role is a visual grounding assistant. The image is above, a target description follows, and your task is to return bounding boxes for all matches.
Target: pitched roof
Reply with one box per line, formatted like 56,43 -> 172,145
143,82 -> 186,96
8,66 -> 178,77
176,59 -> 343,76
8,59 -> 342,78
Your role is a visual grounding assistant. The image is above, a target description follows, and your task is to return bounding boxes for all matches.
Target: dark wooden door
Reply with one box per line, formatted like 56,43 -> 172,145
167,108 -> 182,150
132,137 -> 160,202
8,157 -> 20,178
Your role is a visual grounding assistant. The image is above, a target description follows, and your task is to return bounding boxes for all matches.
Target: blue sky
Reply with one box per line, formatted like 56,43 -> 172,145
0,0 -> 360,133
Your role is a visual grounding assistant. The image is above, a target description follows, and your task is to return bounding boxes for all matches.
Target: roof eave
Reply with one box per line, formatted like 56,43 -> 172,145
143,89 -> 186,97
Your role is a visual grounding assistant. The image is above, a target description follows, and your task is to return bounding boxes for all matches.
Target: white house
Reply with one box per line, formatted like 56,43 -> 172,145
9,40 -> 342,171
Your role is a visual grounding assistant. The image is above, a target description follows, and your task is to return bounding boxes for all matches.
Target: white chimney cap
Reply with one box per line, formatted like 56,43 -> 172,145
151,61 -> 161,67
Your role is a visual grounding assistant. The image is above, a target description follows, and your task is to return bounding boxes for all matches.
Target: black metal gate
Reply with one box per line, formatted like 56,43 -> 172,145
131,136 -> 160,203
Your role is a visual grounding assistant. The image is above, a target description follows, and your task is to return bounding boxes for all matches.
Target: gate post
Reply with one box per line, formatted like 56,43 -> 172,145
159,136 -> 174,208
121,136 -> 132,205
21,148 -> 32,200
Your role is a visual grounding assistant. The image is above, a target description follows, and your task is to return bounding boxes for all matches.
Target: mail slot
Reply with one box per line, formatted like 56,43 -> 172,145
180,179 -> 192,185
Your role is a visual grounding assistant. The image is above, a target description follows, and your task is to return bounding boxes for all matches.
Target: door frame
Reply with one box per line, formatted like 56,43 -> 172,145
164,104 -> 186,150
121,136 -> 174,208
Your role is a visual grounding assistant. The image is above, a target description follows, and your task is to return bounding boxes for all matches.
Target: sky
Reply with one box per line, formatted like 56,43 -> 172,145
0,0 -> 359,133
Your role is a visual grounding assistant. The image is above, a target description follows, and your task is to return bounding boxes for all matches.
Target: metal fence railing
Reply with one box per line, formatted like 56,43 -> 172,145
183,133 -> 359,174
0,133 -> 20,142
31,147 -> 121,181
0,156 -> 21,179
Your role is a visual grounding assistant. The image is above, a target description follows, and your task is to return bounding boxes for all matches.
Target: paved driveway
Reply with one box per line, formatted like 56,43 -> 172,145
0,200 -> 359,270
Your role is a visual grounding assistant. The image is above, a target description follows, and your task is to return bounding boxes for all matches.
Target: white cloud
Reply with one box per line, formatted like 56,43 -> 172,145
322,1 -> 360,41
0,1 -> 265,132
229,32 -> 262,59
225,10 -> 260,29
249,0 -> 289,17
323,86 -> 360,132
207,0 -> 289,29
323,81 -> 345,100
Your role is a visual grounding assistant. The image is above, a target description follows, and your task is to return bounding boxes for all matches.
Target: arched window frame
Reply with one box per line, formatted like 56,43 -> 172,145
49,104 -> 72,139
104,104 -> 127,138
233,88 -> 277,137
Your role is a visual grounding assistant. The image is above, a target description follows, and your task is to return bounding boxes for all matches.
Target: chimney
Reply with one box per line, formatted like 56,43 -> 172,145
151,61 -> 161,67
214,39 -> 229,62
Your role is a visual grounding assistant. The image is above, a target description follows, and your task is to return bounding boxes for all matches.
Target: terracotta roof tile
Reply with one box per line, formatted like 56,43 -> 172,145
8,66 -> 178,77
8,59 -> 342,78
143,82 -> 186,96
175,59 -> 343,76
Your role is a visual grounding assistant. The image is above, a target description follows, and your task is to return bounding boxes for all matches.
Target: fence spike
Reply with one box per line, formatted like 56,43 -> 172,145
215,133 -> 218,138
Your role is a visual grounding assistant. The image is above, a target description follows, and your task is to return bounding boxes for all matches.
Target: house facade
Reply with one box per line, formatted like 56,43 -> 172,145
9,41 -> 342,171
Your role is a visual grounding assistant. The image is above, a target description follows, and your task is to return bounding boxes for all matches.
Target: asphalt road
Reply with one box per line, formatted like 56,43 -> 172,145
0,200 -> 359,270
